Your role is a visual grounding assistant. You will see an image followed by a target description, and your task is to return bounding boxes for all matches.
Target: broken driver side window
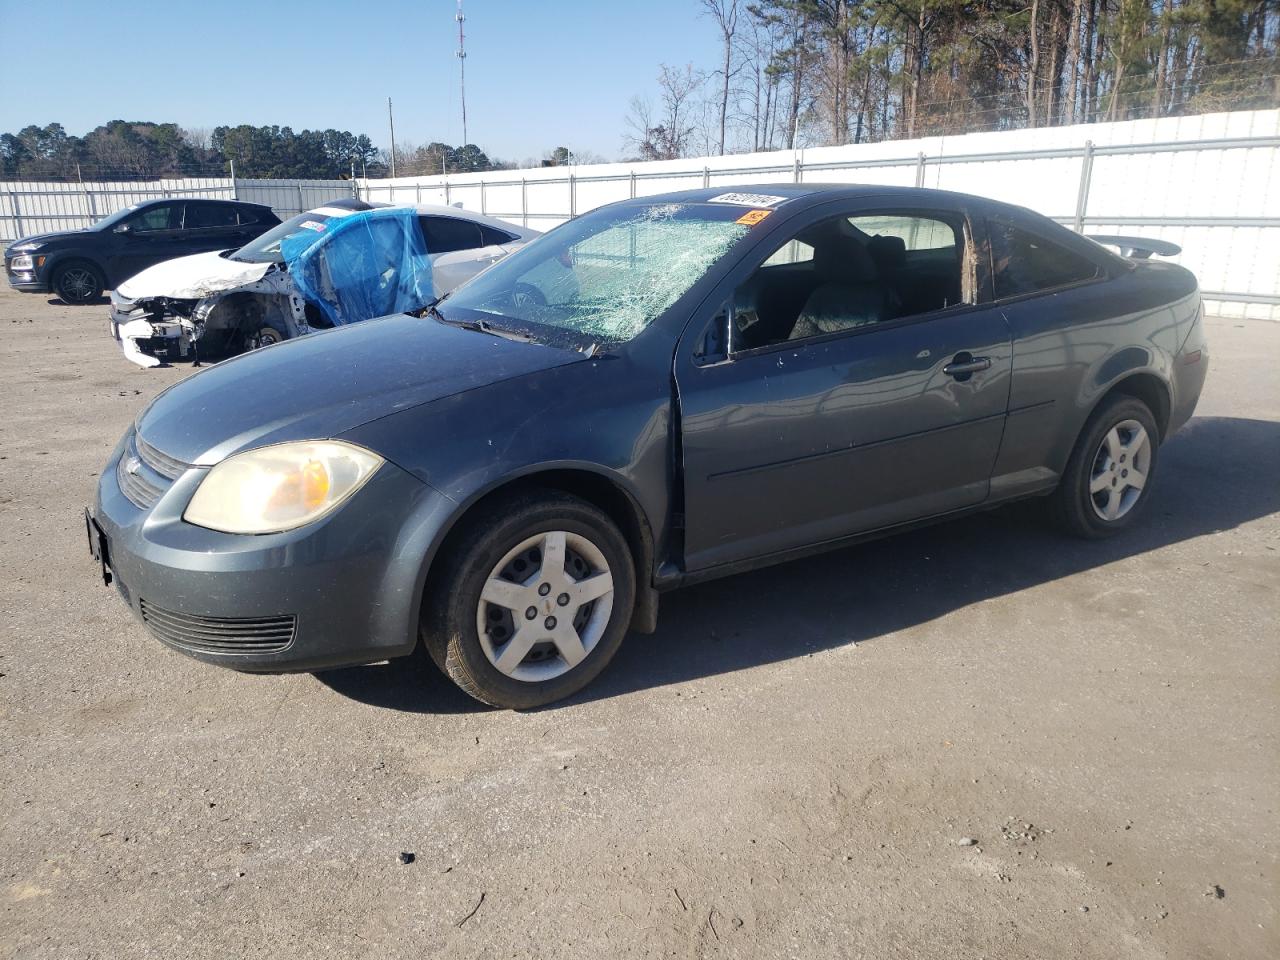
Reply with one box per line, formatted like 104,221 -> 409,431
730,210 -> 968,352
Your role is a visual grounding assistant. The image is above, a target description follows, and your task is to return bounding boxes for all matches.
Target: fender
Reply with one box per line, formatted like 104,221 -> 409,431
403,460 -> 663,644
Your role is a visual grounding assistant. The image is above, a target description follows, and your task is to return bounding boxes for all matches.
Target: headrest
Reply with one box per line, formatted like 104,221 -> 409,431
813,234 -> 877,284
866,234 -> 906,272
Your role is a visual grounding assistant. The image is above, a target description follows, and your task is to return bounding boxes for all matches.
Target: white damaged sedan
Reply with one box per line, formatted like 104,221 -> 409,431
109,198 -> 538,367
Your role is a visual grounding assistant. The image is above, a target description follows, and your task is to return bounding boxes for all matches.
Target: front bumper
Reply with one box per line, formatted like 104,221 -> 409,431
109,302 -> 195,368
90,431 -> 453,672
5,256 -> 51,292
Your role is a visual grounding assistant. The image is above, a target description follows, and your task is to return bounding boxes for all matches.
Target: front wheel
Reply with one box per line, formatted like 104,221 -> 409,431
422,491 -> 635,708
1050,395 -> 1160,539
52,261 -> 104,304
252,326 -> 285,349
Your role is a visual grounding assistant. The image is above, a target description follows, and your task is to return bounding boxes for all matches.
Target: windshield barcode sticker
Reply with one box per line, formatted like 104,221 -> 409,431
708,193 -> 788,208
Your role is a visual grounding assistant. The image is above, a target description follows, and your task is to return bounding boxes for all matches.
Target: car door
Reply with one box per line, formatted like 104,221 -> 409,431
674,201 -> 1013,573
106,201 -> 186,282
181,201 -> 251,255
418,215 -> 505,293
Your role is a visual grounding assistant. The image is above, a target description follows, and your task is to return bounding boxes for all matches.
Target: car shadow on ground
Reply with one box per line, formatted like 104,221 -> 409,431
46,295 -> 110,307
314,415 -> 1280,715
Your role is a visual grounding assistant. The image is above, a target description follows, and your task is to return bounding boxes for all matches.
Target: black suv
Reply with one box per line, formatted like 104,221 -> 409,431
4,198 -> 281,304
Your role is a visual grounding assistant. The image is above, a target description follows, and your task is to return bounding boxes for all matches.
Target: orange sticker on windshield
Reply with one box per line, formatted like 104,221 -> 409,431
736,209 -> 772,226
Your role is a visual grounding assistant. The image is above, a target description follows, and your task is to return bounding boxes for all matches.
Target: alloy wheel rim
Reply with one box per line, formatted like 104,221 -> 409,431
60,268 -> 96,301
475,530 -> 614,683
1089,418 -> 1151,521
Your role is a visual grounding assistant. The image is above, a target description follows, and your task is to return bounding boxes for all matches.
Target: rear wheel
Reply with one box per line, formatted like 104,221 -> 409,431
52,260 -> 104,304
1050,395 -> 1159,539
422,491 -> 635,709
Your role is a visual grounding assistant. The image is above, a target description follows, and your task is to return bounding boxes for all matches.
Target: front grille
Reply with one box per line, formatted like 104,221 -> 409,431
116,432 -> 190,509
135,435 -> 189,480
140,599 -> 296,654
116,453 -> 165,508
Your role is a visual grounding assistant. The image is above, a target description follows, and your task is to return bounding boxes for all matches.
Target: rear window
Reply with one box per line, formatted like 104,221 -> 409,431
419,216 -> 484,253
990,219 -> 1101,299
479,224 -> 518,245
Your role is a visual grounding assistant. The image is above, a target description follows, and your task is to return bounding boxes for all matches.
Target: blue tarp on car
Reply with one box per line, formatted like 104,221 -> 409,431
281,208 -> 434,327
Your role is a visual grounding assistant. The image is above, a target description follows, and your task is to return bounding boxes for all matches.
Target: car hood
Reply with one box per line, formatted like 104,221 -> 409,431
135,313 -> 584,466
5,229 -> 86,252
116,250 -> 274,300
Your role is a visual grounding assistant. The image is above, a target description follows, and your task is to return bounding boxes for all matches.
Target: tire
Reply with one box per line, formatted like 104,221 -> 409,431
422,490 -> 636,709
1049,394 -> 1160,539
52,260 -> 105,305
252,326 -> 285,349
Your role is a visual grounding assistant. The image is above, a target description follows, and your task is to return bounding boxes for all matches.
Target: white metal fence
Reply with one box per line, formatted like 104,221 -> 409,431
0,177 -> 355,244
360,108 -> 1280,320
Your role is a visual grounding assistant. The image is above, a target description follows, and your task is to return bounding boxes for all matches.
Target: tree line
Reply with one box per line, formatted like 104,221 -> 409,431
0,120 -> 512,181
626,0 -> 1279,159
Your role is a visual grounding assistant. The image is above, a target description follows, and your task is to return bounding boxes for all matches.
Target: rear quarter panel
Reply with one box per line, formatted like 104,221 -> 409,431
990,259 -> 1200,497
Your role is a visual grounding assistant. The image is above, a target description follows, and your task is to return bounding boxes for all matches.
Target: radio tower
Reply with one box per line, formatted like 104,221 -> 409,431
456,0 -> 468,146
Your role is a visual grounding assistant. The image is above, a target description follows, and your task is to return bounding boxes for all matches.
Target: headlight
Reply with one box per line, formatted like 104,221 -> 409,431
184,440 -> 384,534
10,255 -> 35,270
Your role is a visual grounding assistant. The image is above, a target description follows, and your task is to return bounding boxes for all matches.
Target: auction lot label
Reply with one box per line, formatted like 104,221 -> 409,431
708,192 -> 788,208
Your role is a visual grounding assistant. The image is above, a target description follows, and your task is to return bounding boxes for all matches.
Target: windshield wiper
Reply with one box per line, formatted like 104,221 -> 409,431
423,300 -> 539,344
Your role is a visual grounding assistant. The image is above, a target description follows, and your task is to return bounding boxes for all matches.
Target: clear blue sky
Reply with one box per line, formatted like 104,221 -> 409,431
0,0 -> 723,162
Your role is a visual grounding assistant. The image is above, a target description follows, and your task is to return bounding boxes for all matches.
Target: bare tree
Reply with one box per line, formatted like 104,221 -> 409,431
624,64 -> 707,160
181,127 -> 212,151
701,0 -> 742,154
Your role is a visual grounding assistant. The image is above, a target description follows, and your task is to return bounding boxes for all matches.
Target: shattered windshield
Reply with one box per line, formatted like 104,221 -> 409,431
229,210 -> 344,264
438,202 -> 754,346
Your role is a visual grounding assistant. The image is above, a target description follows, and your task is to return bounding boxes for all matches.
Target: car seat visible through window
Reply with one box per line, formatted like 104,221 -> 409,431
788,234 -> 890,340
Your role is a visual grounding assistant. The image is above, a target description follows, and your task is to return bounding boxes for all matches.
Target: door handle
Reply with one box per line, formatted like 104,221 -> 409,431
943,353 -> 992,378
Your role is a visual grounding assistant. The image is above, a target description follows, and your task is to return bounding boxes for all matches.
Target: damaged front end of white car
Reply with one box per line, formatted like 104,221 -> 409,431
109,268 -> 306,369
107,199 -> 377,369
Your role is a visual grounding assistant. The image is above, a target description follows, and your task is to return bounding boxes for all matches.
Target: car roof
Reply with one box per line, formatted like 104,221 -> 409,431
615,183 -> 1009,212
133,197 -> 267,208
408,202 -> 527,225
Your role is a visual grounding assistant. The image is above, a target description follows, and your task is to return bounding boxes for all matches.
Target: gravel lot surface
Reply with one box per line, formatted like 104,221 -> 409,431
1,285 -> 1276,959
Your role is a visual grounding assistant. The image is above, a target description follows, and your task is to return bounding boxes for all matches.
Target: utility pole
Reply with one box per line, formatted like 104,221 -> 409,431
387,96 -> 397,178
456,0 -> 468,145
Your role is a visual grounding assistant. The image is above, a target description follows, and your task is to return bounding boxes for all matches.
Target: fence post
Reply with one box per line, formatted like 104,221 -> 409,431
792,151 -> 801,183
444,180 -> 451,206
1073,140 -> 1095,232
9,191 -> 22,238
416,182 -> 422,205
629,170 -> 636,198
521,177 -> 527,228
297,182 -> 305,216
569,174 -> 576,218
915,152 -> 927,188
703,166 -> 710,188
229,158 -> 239,199
77,163 -> 95,225
480,180 -> 487,215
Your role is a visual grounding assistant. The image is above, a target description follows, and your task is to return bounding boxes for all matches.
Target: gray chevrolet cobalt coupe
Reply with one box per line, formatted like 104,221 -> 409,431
88,185 -> 1208,708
